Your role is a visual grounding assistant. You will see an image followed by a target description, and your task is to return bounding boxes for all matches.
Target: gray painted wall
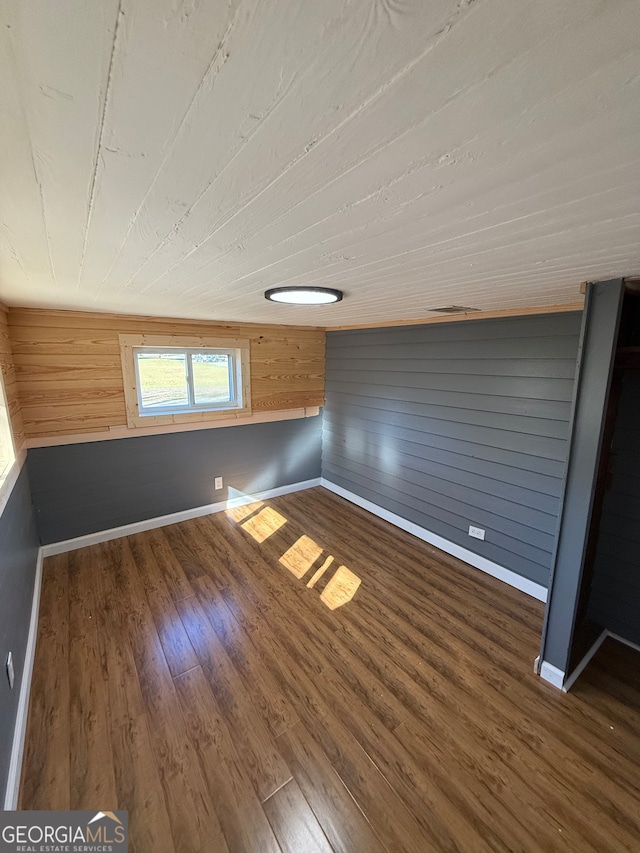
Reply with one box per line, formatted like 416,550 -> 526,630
540,281 -> 624,674
28,415 -> 322,544
322,313 -> 582,588
0,465 -> 40,806
588,369 -> 640,645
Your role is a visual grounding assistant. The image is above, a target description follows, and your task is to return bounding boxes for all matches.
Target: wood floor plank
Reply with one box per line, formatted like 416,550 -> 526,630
191,572 -> 299,738
173,666 -> 280,853
263,778 -> 334,853
211,517 -> 489,852
67,548 -> 118,810
99,538 -> 225,853
205,515 -> 407,732
162,521 -> 220,582
128,531 -> 199,677
19,553 -> 70,810
91,543 -> 146,731
186,544 -> 433,852
189,537 -> 438,851
206,499 -> 640,852
286,487 -> 543,637
336,580 -> 640,849
110,715 -> 176,853
175,592 -> 293,802
276,723 -> 388,853
19,489 -> 640,853
258,496 -> 640,851
146,527 -> 195,602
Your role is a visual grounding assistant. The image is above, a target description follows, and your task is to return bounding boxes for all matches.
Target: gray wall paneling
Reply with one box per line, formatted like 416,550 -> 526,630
0,465 -> 40,805
322,312 -> 582,589
587,367 -> 640,645
28,415 -> 322,544
539,279 -> 625,675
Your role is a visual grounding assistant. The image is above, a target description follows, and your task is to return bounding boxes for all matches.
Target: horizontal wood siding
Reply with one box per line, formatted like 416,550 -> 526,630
588,370 -> 640,645
28,415 -> 322,544
0,305 -> 25,450
322,313 -> 582,587
9,308 -> 325,439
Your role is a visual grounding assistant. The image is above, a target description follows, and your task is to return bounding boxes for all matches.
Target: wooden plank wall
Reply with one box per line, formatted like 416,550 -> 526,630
0,303 -> 25,450
8,309 -> 325,440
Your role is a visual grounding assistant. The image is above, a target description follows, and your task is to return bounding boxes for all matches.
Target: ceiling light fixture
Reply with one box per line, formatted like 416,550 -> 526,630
265,286 -> 343,305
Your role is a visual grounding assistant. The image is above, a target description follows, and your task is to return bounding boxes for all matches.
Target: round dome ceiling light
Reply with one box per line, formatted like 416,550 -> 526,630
264,286 -> 343,305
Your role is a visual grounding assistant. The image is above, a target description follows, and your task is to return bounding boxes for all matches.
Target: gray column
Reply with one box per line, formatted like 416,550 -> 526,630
539,279 -> 624,682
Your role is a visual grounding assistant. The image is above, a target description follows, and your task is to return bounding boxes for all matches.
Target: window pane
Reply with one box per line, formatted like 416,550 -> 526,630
192,353 -> 232,405
0,407 -> 14,478
137,352 -> 189,409
0,374 -> 15,479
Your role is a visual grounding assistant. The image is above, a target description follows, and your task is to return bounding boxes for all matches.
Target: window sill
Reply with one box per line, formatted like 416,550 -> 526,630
26,407 -> 321,448
125,403 -> 252,429
0,451 -> 26,519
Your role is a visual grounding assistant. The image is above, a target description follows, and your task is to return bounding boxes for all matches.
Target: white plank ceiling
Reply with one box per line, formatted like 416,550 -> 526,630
1,0 -> 639,327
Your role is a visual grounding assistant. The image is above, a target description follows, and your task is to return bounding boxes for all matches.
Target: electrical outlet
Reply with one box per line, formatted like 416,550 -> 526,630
468,525 -> 485,541
214,477 -> 223,490
6,652 -> 14,690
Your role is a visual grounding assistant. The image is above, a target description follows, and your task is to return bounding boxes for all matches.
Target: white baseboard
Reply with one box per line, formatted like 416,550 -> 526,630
41,478 -> 321,557
561,629 -> 608,693
319,478 -> 548,602
3,547 -> 44,810
608,632 -> 640,655
540,628 -> 640,692
539,661 -> 565,690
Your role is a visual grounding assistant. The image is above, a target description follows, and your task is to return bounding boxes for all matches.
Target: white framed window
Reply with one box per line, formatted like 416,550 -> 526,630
119,334 -> 251,428
0,370 -> 16,483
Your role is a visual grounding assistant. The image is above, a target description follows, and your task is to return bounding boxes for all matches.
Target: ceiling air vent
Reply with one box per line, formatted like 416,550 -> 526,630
429,305 -> 481,314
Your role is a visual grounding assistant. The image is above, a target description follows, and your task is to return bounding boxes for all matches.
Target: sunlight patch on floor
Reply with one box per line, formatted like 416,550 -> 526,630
225,500 -> 264,522
227,493 -> 361,610
307,555 -> 334,588
241,506 -> 288,542
320,565 -> 362,610
279,535 -> 324,579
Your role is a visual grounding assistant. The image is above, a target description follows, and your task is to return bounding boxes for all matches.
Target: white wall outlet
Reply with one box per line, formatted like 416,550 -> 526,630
6,651 -> 14,690
214,477 -> 223,490
468,525 -> 485,541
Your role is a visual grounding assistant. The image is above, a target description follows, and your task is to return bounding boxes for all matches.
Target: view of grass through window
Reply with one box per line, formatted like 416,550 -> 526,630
137,351 -> 232,410
0,379 -> 15,479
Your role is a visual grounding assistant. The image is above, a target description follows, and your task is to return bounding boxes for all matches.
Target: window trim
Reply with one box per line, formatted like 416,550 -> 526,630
119,334 -> 251,428
0,365 -> 19,518
0,369 -> 16,482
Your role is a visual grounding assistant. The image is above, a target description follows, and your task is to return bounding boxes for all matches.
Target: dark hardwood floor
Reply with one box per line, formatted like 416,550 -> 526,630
20,487 -> 640,852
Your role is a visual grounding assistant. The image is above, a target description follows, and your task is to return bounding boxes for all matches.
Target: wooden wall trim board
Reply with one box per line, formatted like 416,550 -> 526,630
9,308 -> 325,440
329,301 -> 584,331
3,547 -> 43,810
25,406 -> 322,448
320,478 -> 548,602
